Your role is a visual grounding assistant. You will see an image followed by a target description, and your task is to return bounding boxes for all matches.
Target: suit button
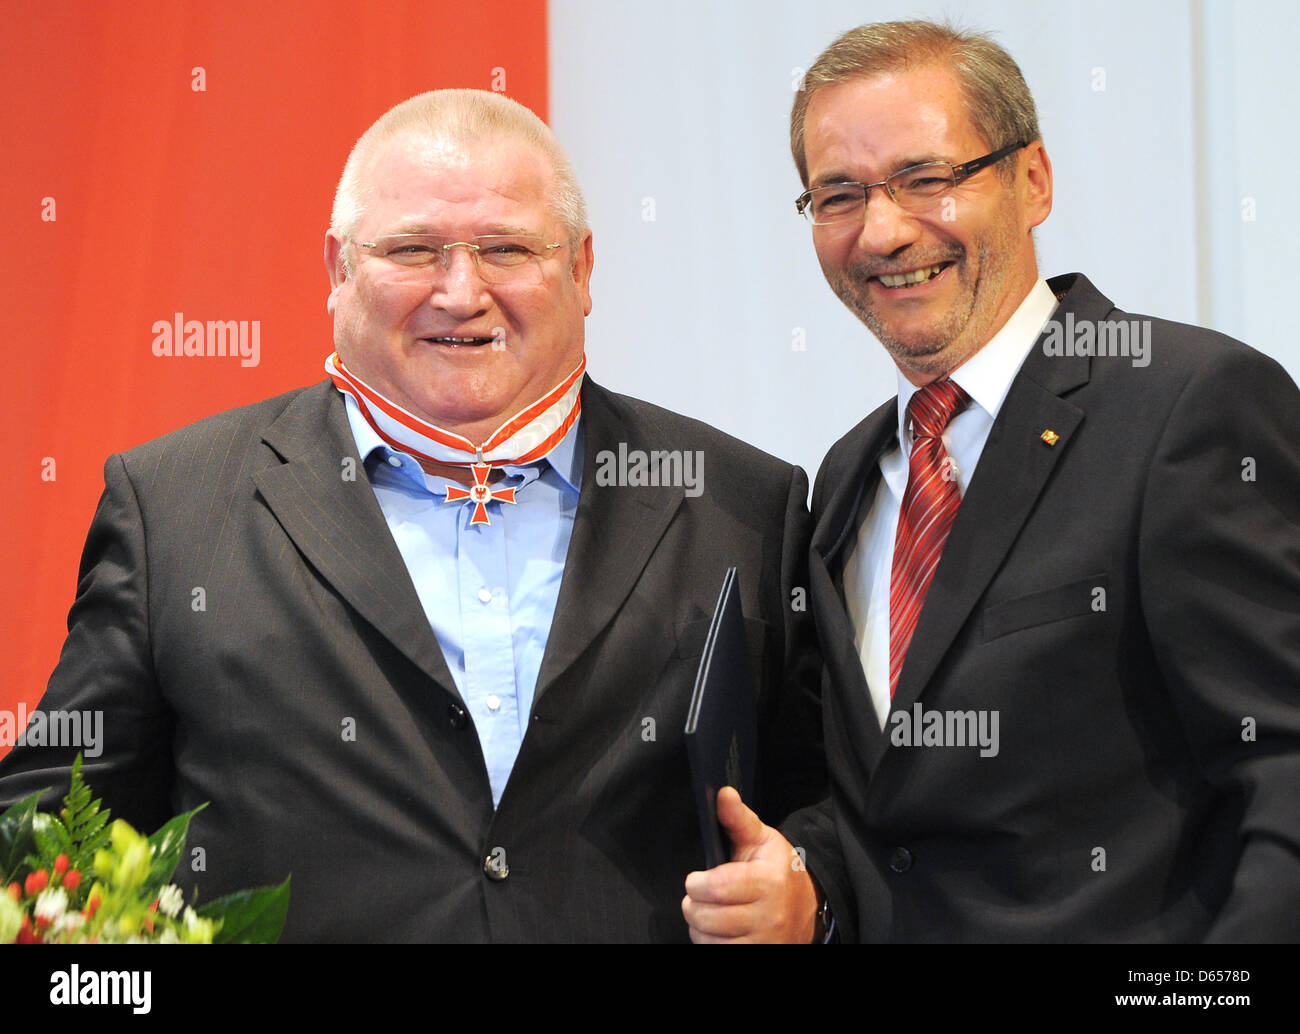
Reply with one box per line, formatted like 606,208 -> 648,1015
889,847 -> 913,873
448,704 -> 468,730
483,852 -> 510,881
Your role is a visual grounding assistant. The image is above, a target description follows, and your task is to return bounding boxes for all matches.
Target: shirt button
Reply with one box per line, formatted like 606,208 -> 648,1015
483,852 -> 510,881
386,455 -> 402,468
889,847 -> 914,874
486,694 -> 501,712
477,587 -> 492,604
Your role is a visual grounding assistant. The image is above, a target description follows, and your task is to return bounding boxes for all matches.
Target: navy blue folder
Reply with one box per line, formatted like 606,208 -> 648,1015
684,567 -> 758,869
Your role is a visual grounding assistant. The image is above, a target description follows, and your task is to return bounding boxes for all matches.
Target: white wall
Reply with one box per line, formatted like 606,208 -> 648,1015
550,0 -> 1300,483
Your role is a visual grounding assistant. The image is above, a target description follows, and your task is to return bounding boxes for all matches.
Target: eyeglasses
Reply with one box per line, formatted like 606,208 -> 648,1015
357,234 -> 567,284
795,142 -> 1028,226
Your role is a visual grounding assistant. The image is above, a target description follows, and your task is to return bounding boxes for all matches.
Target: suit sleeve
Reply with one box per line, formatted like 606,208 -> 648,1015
1141,345 -> 1300,941
776,454 -> 854,942
779,793 -> 853,943
0,454 -> 175,829
757,463 -> 828,824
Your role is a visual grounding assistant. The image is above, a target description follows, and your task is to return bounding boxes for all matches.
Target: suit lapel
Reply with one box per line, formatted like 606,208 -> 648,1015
891,275 -> 1104,710
253,382 -> 461,697
814,406 -> 898,568
811,403 -> 898,774
533,379 -> 684,701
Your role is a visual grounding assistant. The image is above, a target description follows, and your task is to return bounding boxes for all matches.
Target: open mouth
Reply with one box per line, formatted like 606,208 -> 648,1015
873,262 -> 952,289
423,336 -> 494,347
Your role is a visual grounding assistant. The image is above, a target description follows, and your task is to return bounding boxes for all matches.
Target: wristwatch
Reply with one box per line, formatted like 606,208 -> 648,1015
813,890 -> 835,943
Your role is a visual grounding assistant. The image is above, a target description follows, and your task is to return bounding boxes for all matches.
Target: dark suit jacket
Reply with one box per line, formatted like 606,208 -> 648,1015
783,273 -> 1300,942
0,377 -> 824,942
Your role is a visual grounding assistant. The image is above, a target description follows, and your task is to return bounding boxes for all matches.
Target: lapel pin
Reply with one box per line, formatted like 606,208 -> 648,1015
1040,429 -> 1060,447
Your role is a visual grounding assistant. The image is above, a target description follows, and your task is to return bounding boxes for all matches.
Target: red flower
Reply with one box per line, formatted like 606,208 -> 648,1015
24,869 -> 48,896
54,854 -> 69,876
83,894 -> 102,920
62,870 -> 82,892
143,915 -> 155,934
5,882 -> 19,901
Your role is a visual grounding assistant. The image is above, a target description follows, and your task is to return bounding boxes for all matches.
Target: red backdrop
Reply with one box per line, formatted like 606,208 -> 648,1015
0,0 -> 549,751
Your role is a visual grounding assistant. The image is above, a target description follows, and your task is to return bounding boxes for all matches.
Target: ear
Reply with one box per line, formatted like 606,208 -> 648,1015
571,229 -> 594,316
324,230 -> 349,316
1019,141 -> 1053,231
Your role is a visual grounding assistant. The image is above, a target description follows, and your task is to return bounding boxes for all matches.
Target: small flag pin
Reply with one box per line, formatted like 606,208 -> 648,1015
1040,429 -> 1060,447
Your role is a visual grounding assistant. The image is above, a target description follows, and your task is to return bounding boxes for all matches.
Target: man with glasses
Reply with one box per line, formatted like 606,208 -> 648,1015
683,20 -> 1300,942
0,89 -> 825,941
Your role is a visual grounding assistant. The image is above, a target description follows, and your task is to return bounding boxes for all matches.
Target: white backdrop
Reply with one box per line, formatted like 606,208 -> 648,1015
550,0 -> 1300,483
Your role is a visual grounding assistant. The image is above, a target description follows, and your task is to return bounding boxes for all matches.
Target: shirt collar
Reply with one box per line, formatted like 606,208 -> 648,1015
342,390 -> 584,494
894,277 -> 1058,443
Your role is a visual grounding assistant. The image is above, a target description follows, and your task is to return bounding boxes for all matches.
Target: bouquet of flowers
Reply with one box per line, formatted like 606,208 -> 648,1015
0,756 -> 289,943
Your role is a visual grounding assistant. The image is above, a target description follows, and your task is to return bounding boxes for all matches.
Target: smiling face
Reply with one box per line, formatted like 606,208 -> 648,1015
324,131 -> 593,441
801,65 -> 1051,384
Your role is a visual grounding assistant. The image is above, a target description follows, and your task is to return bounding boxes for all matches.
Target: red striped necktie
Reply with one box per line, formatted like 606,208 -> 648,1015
889,379 -> 971,698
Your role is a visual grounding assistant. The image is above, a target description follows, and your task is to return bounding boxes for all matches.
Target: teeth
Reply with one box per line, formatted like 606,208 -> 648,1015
431,336 -> 484,344
878,264 -> 945,288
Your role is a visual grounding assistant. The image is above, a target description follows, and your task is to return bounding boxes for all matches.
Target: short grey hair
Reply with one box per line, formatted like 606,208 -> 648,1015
791,20 -> 1041,186
331,89 -> 588,273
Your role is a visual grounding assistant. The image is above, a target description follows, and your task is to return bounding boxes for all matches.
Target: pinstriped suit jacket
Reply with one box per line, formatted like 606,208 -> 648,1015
0,377 -> 825,942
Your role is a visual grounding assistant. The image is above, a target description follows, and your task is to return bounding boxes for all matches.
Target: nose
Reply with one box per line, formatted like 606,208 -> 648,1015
853,183 -> 922,257
428,245 -> 491,318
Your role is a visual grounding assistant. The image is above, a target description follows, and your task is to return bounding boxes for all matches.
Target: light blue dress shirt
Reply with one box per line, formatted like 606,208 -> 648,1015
342,393 -> 582,808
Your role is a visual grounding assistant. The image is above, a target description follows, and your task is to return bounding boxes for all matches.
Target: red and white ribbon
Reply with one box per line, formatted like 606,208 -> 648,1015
326,351 -> 584,525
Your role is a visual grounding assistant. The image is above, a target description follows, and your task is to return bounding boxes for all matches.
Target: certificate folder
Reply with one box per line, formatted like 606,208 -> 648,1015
684,567 -> 758,869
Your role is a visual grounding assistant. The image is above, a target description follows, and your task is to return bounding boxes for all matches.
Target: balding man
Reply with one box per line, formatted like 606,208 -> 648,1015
0,90 -> 824,942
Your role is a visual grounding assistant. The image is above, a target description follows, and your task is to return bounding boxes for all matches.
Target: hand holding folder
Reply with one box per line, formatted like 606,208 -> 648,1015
680,568 -> 821,942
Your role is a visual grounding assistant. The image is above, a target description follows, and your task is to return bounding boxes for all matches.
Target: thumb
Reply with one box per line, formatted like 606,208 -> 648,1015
716,785 -> 766,857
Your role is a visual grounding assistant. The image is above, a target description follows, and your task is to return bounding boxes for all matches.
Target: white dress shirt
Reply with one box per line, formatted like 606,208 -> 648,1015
843,278 -> 1059,728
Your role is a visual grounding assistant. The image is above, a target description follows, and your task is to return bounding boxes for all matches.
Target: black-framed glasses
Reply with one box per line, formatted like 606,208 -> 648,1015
795,142 -> 1028,225
357,234 -> 566,283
